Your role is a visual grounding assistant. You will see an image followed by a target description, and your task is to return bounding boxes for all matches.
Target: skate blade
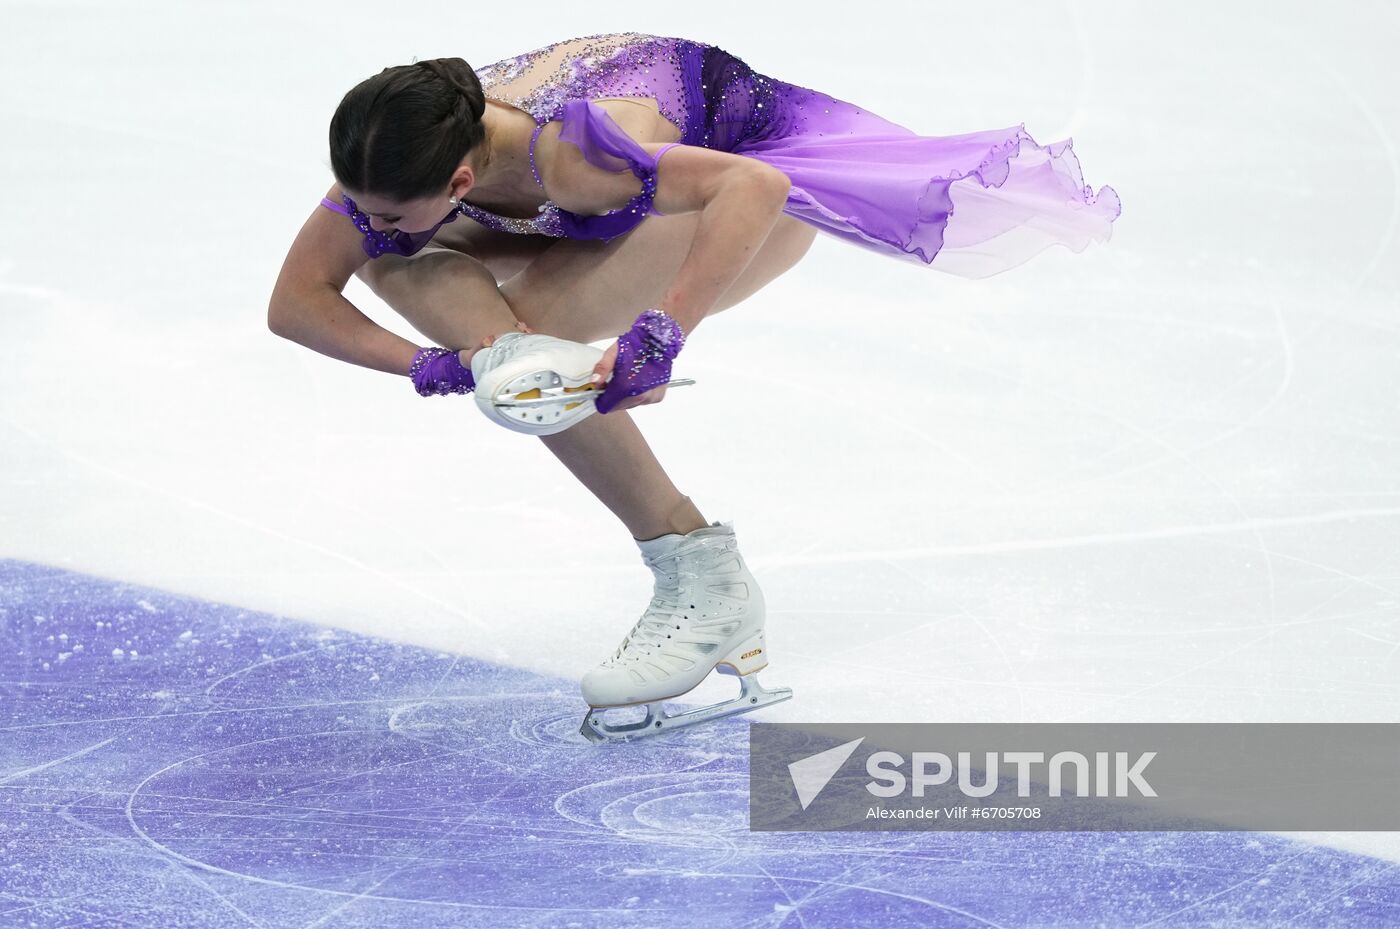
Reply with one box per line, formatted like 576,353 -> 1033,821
494,378 -> 696,409
579,672 -> 792,744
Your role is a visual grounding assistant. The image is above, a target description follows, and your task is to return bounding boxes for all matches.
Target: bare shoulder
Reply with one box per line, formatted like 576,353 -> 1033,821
533,96 -> 788,218
533,97 -> 672,159
529,98 -> 674,212
271,183 -> 371,303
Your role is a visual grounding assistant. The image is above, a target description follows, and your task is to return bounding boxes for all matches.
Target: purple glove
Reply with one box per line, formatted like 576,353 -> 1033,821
409,347 -> 475,397
595,309 -> 687,415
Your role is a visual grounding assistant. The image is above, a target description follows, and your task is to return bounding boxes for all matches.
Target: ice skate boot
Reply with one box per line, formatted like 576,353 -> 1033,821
579,521 -> 793,742
470,331 -> 698,436
469,332 -> 607,436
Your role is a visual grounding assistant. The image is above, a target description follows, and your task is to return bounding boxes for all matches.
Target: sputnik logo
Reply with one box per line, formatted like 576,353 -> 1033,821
787,737 -> 865,810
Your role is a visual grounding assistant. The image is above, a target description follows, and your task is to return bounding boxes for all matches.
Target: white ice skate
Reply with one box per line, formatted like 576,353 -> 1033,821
579,521 -> 793,743
470,331 -> 697,437
470,332 -> 605,436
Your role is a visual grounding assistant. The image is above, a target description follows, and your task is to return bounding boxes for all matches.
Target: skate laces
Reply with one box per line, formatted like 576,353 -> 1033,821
610,548 -> 701,661
612,586 -> 682,661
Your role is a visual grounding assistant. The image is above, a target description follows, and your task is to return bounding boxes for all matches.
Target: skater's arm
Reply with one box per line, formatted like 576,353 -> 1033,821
648,149 -> 791,335
534,101 -> 792,337
546,141 -> 791,336
267,185 -> 423,376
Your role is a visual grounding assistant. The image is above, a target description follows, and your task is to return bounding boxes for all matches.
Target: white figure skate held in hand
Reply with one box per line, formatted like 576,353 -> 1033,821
470,331 -> 695,437
579,520 -> 792,743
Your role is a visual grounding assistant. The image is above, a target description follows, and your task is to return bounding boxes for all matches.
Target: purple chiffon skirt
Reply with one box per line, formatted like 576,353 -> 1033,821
733,77 -> 1122,278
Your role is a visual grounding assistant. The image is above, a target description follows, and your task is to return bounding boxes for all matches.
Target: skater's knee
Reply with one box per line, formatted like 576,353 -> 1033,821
354,246 -> 495,306
352,250 -> 412,297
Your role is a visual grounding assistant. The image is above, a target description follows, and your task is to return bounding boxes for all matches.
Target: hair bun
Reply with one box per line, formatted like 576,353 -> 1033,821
464,90 -> 485,122
331,56 -> 489,202
415,58 -> 484,121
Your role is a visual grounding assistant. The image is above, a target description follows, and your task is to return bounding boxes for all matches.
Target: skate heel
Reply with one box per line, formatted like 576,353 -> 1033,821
716,631 -> 769,677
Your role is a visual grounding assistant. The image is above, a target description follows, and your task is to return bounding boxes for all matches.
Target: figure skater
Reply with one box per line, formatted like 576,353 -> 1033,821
268,32 -> 1121,741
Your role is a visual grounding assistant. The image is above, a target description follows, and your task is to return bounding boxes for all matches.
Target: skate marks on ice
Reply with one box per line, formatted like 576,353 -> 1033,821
2,561 -> 1399,928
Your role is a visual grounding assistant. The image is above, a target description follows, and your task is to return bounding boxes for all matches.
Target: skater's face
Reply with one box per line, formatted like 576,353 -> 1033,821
345,158 -> 479,235
345,189 -> 456,236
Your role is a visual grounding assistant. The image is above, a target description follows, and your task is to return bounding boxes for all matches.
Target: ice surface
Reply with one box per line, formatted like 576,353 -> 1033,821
2,0 -> 1400,923
2,562 -> 1397,927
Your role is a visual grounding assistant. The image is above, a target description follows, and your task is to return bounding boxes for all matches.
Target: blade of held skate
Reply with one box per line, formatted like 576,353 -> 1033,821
495,378 -> 696,408
579,677 -> 793,743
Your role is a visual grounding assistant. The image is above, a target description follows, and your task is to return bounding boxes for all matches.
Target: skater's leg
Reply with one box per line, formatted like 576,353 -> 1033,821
361,211 -> 816,540
492,211 -> 815,538
355,210 -> 815,351
538,414 -> 707,541
355,238 -> 706,541
352,230 -> 542,356
496,211 -> 818,343
365,209 -> 811,733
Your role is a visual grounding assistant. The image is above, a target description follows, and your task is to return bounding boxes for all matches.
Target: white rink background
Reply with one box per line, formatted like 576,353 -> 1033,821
3,0 -> 1398,866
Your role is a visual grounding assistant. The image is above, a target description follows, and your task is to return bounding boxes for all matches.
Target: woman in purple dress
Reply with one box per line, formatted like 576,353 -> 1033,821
267,32 -> 1121,741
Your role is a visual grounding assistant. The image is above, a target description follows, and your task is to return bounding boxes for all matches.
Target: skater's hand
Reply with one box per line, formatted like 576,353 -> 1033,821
591,341 -> 668,412
458,321 -> 535,368
591,309 -> 686,415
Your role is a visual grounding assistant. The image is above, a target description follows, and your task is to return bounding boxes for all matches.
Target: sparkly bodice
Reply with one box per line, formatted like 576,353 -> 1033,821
315,32 -> 1123,287
323,32 -> 789,258
469,32 -> 784,150
451,114 -> 566,238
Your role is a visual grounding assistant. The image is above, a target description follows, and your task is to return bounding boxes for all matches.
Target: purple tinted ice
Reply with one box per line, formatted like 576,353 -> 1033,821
5,560 -> 1387,928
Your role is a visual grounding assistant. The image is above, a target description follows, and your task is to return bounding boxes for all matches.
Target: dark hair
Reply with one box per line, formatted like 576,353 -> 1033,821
329,57 -> 489,202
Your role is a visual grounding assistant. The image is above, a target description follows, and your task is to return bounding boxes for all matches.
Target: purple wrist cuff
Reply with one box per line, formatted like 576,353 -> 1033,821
410,347 -> 476,397
595,309 -> 687,415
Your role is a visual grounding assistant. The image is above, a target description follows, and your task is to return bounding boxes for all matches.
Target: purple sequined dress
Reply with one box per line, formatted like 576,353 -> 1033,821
321,32 -> 1122,279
